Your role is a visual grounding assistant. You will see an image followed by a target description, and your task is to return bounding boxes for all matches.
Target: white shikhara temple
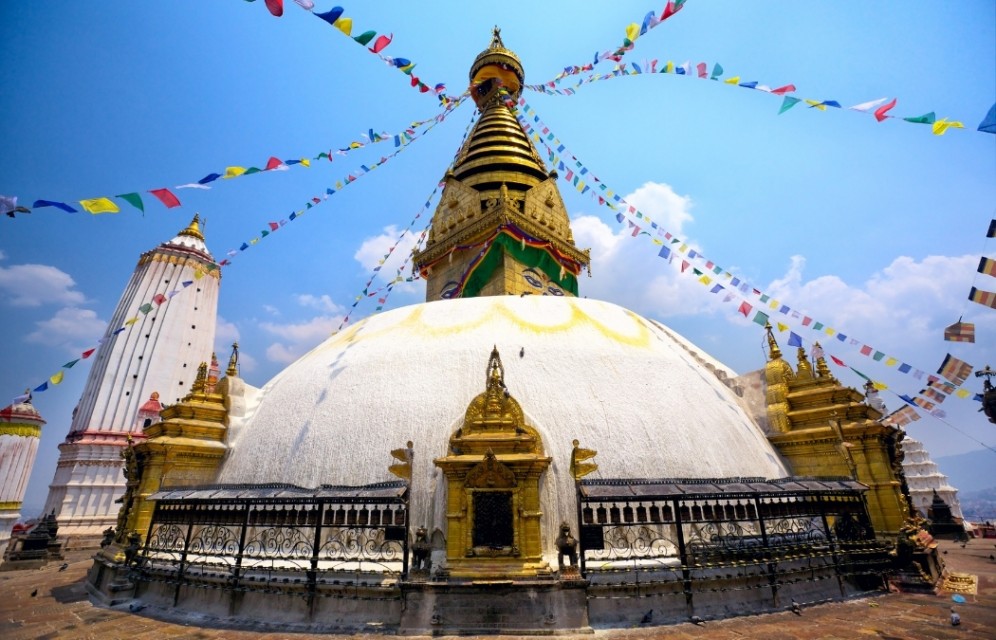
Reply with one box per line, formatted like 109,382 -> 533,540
901,435 -> 966,524
42,216 -> 220,537
0,399 -> 46,549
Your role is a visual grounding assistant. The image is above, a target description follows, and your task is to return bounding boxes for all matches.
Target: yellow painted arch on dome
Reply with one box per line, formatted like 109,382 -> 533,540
318,300 -> 653,352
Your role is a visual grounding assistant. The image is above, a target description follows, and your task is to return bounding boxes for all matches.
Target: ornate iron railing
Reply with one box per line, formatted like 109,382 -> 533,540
138,482 -> 409,602
576,476 -> 890,602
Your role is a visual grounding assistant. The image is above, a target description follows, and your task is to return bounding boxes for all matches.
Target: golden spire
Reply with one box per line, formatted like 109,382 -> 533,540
765,322 -> 782,360
191,361 -> 208,393
177,213 -> 205,241
814,342 -> 831,378
226,342 -> 240,377
796,346 -> 813,380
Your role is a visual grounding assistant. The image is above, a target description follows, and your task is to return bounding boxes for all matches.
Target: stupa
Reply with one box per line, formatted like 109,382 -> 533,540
87,30 -> 898,634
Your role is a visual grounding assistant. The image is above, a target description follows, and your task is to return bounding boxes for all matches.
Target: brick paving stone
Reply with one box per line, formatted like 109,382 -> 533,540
1,539 -> 994,638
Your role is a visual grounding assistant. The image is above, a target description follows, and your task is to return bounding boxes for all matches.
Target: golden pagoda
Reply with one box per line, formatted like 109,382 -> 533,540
762,325 -> 909,537
413,27 -> 590,300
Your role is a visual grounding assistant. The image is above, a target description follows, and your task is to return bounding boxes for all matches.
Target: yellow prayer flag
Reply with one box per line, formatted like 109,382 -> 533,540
651,239 -> 663,246
250,238 -> 259,245
80,197 -> 120,214
224,166 -> 247,179
776,322 -> 789,332
50,370 -> 64,385
605,190 -> 614,199
125,317 -> 139,326
873,381 -> 888,390
885,357 -> 898,366
932,119 -> 965,136
300,158 -> 310,167
698,275 -> 711,285
334,17 -> 353,36
576,180 -> 586,192
335,181 -> 343,190
724,76 -> 741,85
824,328 -> 835,336
956,388 -> 971,399
625,23 -> 639,43
193,269 -> 205,280
805,99 -> 827,111
664,61 -> 675,73
769,300 -> 779,309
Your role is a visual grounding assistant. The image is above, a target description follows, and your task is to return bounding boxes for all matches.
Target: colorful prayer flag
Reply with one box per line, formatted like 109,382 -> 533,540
116,193 -> 145,213
753,311 -> 769,326
787,332 -> 802,347
968,286 -> 996,309
978,256 -> 996,277
944,320 -> 976,343
50,370 -> 64,385
81,348 -> 95,359
738,301 -> 752,317
33,200 -> 78,213
148,188 -> 181,208
937,353 -> 973,386
79,197 -> 120,214
874,98 -> 897,122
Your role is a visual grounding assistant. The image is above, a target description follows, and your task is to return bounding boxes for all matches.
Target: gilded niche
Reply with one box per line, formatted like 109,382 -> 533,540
434,347 -> 552,578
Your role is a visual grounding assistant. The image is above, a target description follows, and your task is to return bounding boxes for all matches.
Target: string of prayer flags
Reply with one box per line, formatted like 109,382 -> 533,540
311,6 -> 452,103
526,1 -> 689,90
980,104 -> 996,134
530,53 -> 978,136
20,97 -> 467,398
20,111 -> 456,219
978,256 -> 996,277
512,96 -> 982,399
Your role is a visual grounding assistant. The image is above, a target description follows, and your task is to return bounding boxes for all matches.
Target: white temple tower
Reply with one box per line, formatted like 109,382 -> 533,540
0,395 -> 46,551
43,216 -> 220,537
901,435 -> 966,523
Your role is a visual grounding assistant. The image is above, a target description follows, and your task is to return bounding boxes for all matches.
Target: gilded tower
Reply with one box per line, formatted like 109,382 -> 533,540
43,215 -> 220,537
761,326 -> 909,537
413,28 -> 590,300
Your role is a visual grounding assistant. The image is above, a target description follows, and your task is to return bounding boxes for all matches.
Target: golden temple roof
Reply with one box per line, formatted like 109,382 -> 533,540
177,213 -> 205,242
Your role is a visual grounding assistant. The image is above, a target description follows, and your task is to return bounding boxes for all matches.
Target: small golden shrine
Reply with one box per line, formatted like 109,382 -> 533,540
434,347 -> 552,578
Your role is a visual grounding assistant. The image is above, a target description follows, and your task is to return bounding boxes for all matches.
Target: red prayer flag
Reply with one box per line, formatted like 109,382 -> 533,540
696,62 -> 708,78
265,0 -> 284,17
771,84 -> 796,95
874,98 -> 897,122
81,348 -> 95,359
152,293 -> 167,306
738,301 -> 752,317
681,260 -> 690,273
802,316 -> 812,326
268,222 -> 279,231
830,355 -> 845,366
265,156 -> 284,170
370,34 -> 393,53
148,188 -> 181,208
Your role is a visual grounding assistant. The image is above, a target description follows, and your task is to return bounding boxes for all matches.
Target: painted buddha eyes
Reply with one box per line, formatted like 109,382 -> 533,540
523,270 -> 543,289
440,281 -> 460,299
522,268 -> 563,296
547,286 -> 564,296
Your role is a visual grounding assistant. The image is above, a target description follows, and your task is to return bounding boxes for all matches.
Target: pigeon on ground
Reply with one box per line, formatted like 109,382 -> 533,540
790,600 -> 802,615
58,563 -> 69,572
30,589 -> 38,597
950,607 -> 961,626
690,615 -> 705,625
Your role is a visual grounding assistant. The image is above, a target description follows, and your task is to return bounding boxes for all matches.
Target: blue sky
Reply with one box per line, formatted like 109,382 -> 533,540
2,1 -> 994,514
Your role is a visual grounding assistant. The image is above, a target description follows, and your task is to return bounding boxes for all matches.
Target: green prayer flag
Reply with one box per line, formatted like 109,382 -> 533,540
813,322 -> 824,330
760,294 -> 770,303
778,96 -> 801,114
710,63 -> 724,79
139,303 -> 153,315
903,112 -> 935,124
116,192 -> 144,213
243,167 -> 262,175
63,359 -> 80,369
753,311 -> 769,326
872,351 -> 885,361
354,30 -> 376,46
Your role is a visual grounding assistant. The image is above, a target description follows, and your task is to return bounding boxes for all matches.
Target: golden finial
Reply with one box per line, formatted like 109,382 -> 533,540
177,213 -> 205,241
191,361 -> 208,393
813,342 -> 831,378
490,25 -> 504,49
796,346 -> 813,380
764,322 -> 782,360
226,342 -> 240,377
487,345 -> 505,390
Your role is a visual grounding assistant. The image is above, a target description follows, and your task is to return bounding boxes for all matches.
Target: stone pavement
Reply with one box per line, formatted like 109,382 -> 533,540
1,538 -> 993,639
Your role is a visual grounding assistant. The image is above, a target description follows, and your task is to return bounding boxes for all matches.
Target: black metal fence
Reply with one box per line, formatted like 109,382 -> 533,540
577,477 -> 890,601
137,482 -> 409,602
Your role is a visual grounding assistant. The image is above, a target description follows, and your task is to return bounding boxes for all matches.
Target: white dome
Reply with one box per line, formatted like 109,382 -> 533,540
219,296 -> 788,558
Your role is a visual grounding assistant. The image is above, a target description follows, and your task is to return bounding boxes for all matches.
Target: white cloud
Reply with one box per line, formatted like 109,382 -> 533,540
624,181 -> 694,236
262,304 -> 281,317
26,307 -> 105,351
0,249 -> 6,260
0,263 -> 86,307
295,294 -> 341,314
353,225 -> 424,296
260,314 -> 344,364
